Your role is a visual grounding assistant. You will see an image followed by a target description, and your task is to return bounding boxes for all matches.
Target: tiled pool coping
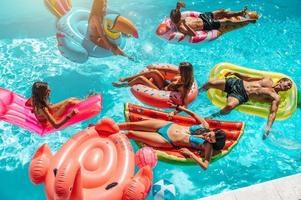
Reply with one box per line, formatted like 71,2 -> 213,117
198,173 -> 301,200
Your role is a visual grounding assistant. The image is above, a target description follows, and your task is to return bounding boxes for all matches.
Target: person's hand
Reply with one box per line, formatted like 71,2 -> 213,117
225,72 -> 236,78
177,1 -> 186,8
71,109 -> 79,116
178,148 -> 193,157
167,111 -> 176,120
262,127 -> 270,140
203,121 -> 210,129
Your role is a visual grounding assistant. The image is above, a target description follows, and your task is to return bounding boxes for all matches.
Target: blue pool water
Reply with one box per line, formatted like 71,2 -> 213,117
0,0 -> 301,199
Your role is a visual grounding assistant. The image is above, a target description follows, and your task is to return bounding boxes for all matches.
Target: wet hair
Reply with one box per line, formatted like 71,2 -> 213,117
170,9 -> 181,24
277,77 -> 292,84
192,128 -> 226,151
32,82 -> 50,109
179,62 -> 194,91
212,129 -> 226,151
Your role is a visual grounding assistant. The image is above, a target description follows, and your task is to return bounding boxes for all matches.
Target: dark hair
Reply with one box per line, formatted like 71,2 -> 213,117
212,129 -> 226,151
191,128 -> 210,135
179,62 -> 194,91
32,82 -> 50,109
170,9 -> 181,24
277,77 -> 292,84
192,128 -> 226,151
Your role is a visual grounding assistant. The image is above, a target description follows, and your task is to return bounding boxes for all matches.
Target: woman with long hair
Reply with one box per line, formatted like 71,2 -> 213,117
25,82 -> 81,129
119,105 -> 226,170
112,62 -> 195,109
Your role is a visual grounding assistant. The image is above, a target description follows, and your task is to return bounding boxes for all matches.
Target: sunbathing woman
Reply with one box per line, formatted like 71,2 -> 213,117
112,62 -> 195,110
163,2 -> 258,37
119,104 -> 226,170
25,82 -> 81,129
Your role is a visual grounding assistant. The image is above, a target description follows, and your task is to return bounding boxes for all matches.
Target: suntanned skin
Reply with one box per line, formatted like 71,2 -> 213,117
201,72 -> 292,139
119,105 -> 214,169
88,0 -> 128,57
173,2 -> 257,37
27,97 -> 80,129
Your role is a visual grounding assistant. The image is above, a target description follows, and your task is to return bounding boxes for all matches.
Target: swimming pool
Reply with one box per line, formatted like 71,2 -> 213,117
0,0 -> 300,199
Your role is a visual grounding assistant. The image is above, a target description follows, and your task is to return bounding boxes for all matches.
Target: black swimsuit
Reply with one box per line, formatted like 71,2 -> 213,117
224,78 -> 249,104
199,12 -> 221,30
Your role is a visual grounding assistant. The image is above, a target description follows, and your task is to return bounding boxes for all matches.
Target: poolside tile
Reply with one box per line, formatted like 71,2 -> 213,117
199,173 -> 301,200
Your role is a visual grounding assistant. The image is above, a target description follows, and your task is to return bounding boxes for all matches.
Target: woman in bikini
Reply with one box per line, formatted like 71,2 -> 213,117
119,105 -> 226,170
26,82 -> 81,129
112,62 -> 194,112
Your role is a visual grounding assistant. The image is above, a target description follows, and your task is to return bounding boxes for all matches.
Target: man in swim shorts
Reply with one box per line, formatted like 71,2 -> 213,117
169,1 -> 258,36
200,72 -> 293,139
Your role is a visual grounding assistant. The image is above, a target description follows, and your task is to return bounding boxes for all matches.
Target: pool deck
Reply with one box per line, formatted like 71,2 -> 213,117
199,173 -> 301,200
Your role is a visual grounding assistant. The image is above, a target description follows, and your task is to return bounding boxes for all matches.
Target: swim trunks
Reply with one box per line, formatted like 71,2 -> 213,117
224,78 -> 249,104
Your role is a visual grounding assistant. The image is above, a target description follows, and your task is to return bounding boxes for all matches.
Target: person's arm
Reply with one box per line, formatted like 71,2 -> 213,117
25,97 -> 32,107
89,0 -> 130,58
179,147 -> 210,170
41,108 -> 77,129
263,93 -> 280,139
176,105 -> 209,128
176,1 -> 185,9
89,0 -> 107,36
225,72 -> 265,82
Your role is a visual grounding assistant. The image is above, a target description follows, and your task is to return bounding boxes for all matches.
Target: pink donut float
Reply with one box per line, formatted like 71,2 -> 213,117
156,11 -> 219,44
130,64 -> 198,108
29,118 -> 153,200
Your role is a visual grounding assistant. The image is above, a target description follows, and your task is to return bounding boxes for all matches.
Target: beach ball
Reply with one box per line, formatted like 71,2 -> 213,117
135,147 -> 158,169
152,179 -> 176,200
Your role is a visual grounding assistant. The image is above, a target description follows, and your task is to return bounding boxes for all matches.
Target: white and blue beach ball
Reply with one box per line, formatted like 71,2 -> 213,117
152,179 -> 176,200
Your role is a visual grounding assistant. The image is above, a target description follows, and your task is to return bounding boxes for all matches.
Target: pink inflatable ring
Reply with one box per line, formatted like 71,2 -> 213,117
130,64 -> 198,108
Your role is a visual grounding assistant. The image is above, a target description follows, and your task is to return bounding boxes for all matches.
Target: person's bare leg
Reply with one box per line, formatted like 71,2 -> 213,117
50,98 -> 80,118
200,79 -> 226,92
119,119 -> 170,132
113,76 -> 159,89
207,96 -> 240,118
212,6 -> 248,19
126,130 -> 173,148
219,18 -> 256,27
121,70 -> 165,88
128,77 -> 159,89
219,21 -> 251,34
113,70 -> 166,89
